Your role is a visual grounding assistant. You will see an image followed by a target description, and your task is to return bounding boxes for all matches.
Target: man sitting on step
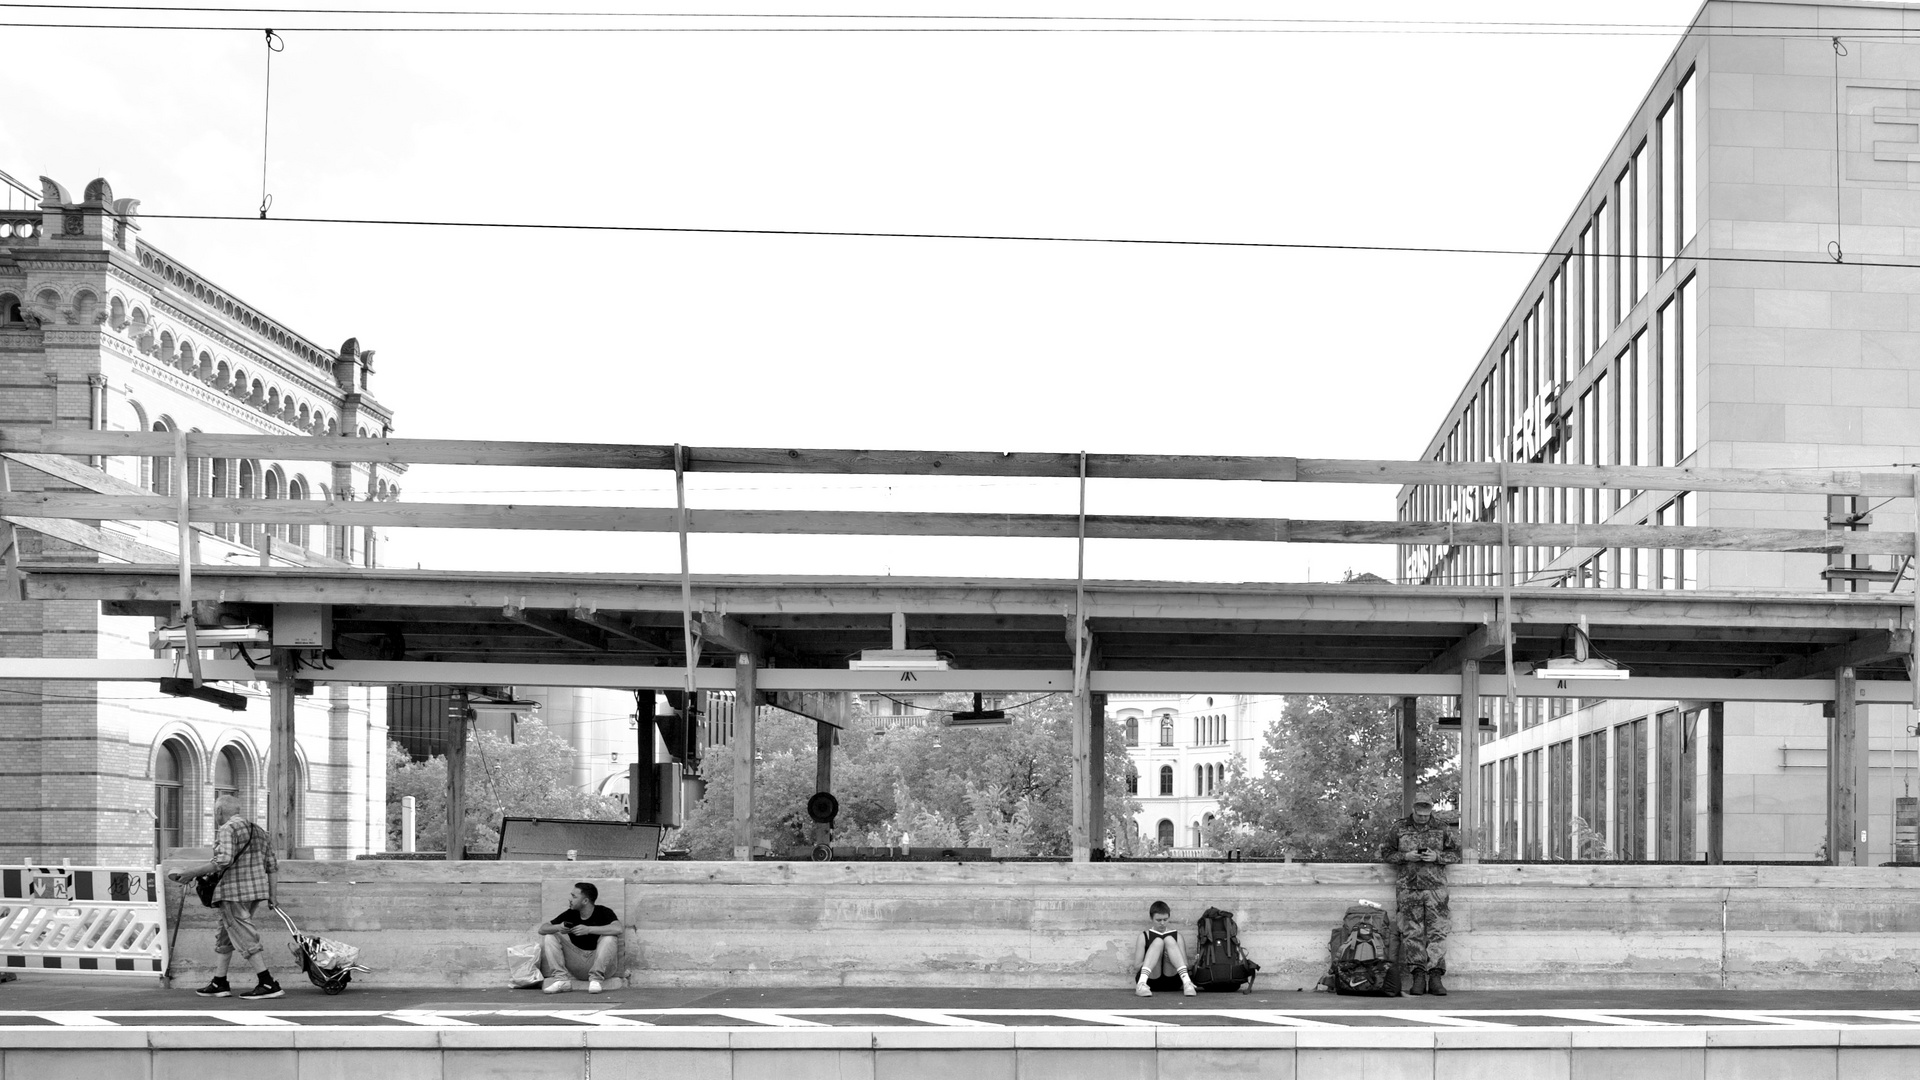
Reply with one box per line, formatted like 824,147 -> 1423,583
515,881 -> 625,994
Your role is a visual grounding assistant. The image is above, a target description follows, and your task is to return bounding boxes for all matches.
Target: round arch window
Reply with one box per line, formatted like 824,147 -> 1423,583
153,740 -> 186,860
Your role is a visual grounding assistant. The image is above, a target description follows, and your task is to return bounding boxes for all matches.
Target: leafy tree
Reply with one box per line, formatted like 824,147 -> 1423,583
386,718 -> 624,855
673,693 -> 1139,859
1202,696 -> 1459,860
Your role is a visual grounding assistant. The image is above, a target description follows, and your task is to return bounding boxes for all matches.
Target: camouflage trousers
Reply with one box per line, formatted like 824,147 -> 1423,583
1395,886 -> 1451,973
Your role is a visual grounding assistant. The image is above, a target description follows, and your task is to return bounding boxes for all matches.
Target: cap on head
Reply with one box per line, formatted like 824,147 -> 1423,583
1412,796 -> 1434,809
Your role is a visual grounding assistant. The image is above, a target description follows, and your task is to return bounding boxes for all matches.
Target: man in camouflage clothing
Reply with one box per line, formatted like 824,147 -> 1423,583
1379,796 -> 1460,996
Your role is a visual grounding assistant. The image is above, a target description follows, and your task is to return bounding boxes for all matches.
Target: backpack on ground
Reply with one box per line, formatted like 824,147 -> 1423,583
1326,903 -> 1399,997
1189,907 -> 1259,993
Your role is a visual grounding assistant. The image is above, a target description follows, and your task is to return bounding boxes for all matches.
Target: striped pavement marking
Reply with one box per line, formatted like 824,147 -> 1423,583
4,1008 -> 1920,1029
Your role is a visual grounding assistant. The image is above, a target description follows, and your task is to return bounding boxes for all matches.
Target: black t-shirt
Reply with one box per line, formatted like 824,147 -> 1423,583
550,904 -> 618,951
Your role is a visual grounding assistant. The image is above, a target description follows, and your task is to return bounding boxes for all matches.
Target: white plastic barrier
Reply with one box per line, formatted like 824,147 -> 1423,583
0,864 -> 168,982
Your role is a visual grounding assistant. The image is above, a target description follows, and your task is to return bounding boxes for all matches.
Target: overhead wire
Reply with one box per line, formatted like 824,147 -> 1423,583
9,8 -> 1920,36
85,211 -> 1920,274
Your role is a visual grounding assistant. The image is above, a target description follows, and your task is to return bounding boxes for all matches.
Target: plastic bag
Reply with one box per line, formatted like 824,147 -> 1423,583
506,942 -> 541,987
309,936 -> 362,971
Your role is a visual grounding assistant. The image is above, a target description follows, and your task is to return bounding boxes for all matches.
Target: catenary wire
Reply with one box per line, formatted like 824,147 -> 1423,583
92,211 -> 1920,273
10,4 -> 1920,36
10,15 -> 1920,36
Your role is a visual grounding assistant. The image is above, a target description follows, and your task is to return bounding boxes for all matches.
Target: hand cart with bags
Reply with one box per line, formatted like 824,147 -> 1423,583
274,907 -> 369,994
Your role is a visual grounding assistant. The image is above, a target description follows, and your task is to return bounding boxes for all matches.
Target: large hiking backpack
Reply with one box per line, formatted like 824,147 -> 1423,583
1189,907 -> 1259,992
1327,903 -> 1399,997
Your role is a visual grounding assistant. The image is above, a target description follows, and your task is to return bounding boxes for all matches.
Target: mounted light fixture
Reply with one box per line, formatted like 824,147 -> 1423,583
1532,615 -> 1629,680
849,649 -> 950,671
1533,657 -> 1631,681
150,625 -> 268,648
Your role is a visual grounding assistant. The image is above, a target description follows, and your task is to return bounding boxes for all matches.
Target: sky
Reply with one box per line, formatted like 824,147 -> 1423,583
0,0 -> 1709,583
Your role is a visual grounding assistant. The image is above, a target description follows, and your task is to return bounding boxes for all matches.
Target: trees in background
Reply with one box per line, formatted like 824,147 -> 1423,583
673,693 -> 1139,859
1202,696 -> 1458,860
386,718 -> 623,855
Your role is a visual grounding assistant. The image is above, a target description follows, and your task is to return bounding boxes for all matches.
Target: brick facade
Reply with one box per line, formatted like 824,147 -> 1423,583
0,174 -> 392,864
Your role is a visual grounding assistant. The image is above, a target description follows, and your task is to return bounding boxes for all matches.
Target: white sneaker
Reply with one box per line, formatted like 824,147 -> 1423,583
1182,980 -> 1198,997
587,979 -> 603,995
1134,980 -> 1152,998
542,978 -> 573,994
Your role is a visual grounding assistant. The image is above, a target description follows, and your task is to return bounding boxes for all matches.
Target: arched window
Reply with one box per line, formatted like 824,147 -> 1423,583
1195,764 -> 1203,796
1156,819 -> 1175,848
212,458 -> 233,539
153,739 -> 186,861
148,420 -> 175,496
1158,765 -> 1173,797
238,460 -> 257,547
1124,717 -> 1139,746
214,745 -> 247,806
264,467 -> 285,543
1158,717 -> 1174,747
1125,767 -> 1138,796
287,476 -> 309,549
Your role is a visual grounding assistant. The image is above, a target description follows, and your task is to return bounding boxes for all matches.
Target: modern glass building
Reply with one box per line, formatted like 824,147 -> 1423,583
1398,0 -> 1920,863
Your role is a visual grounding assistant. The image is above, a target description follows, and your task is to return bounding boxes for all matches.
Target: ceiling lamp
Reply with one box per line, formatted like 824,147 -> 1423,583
848,649 -> 950,671
1532,615 -> 1628,680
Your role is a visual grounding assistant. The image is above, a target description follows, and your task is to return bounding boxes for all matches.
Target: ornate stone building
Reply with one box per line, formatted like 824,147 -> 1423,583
0,173 -> 393,864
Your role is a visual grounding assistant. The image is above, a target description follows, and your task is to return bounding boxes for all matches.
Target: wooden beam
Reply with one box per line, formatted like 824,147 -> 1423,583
24,565 -> 1913,631
0,516 -> 171,565
1418,621 -> 1510,675
3,654 -> 1918,703
570,608 -> 674,653
7,491 -> 1908,554
501,605 -> 607,652
696,612 -> 770,658
1754,630 -> 1912,681
8,432 -> 1910,494
768,690 -> 845,729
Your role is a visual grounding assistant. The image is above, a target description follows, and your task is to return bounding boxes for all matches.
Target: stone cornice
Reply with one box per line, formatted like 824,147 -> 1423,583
145,294 -> 344,407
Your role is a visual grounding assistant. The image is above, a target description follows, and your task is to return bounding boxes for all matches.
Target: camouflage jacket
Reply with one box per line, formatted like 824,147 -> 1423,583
1379,815 -> 1460,890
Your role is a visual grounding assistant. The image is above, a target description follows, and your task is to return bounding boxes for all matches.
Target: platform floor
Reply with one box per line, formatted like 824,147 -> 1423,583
4,980 -> 1920,1028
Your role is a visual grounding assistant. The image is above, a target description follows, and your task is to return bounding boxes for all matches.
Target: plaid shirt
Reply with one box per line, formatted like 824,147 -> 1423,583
211,815 -> 277,904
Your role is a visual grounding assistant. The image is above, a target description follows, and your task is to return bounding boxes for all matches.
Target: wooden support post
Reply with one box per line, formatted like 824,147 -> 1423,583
1071,684 -> 1091,862
267,649 -> 300,859
446,687 -> 468,861
1707,701 -> 1725,865
1459,659 -> 1480,861
1829,667 -> 1862,866
733,652 -> 758,861
1088,692 -> 1107,857
1400,696 -> 1420,815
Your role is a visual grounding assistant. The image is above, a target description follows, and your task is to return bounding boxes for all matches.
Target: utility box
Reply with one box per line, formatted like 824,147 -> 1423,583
1896,797 -> 1918,865
656,762 -> 684,827
271,604 -> 331,648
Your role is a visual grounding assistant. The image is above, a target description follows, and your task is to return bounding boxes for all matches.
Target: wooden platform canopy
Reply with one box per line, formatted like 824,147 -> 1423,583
2,429 -> 1917,865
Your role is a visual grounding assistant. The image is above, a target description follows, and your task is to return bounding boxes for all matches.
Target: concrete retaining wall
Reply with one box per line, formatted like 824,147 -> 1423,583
158,860 -> 1920,991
